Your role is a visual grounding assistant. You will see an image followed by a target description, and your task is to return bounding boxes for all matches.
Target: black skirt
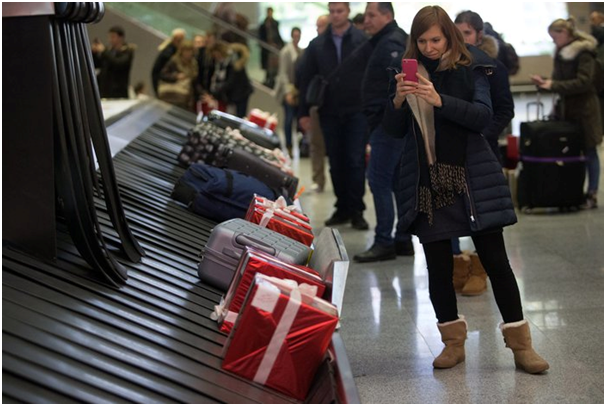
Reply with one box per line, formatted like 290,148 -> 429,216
411,194 -> 502,244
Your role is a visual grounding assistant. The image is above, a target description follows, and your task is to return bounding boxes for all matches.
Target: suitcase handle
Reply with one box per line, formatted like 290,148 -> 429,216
526,101 -> 544,121
234,235 -> 277,256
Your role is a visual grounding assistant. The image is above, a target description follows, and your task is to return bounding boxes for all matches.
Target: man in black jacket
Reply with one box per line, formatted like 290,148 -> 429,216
92,26 -> 135,99
298,2 -> 371,229
354,2 -> 413,262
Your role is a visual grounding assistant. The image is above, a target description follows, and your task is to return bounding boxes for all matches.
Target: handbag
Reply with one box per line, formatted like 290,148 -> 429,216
305,75 -> 329,108
304,41 -> 370,108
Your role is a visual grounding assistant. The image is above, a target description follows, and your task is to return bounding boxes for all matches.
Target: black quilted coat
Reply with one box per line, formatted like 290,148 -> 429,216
382,47 -> 517,241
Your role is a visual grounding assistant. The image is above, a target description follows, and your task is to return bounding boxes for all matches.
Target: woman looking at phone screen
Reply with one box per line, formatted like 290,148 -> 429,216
383,5 -> 549,374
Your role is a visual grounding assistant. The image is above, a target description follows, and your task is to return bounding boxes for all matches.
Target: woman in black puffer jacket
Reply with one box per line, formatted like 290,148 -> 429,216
383,6 -> 549,374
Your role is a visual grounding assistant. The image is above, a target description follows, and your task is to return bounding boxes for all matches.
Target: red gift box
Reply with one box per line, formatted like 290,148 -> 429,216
248,108 -> 278,131
213,247 -> 326,334
247,195 -> 310,223
222,274 -> 339,400
245,196 -> 313,246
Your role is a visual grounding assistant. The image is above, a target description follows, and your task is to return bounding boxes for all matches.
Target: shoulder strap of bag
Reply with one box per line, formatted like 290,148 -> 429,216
324,39 -> 370,81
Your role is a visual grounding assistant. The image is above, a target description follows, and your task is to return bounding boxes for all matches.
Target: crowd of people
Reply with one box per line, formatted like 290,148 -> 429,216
93,25 -> 255,118
90,1 -> 604,376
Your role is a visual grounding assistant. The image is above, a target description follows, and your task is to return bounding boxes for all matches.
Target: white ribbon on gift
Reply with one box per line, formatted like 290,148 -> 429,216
210,297 -> 226,321
252,277 -> 318,385
255,196 -> 308,229
256,196 -> 301,214
259,209 -> 277,228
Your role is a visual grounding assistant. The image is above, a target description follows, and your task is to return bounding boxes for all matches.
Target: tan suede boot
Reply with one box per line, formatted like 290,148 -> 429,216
461,253 -> 487,296
500,320 -> 550,374
452,253 -> 471,292
433,317 -> 467,369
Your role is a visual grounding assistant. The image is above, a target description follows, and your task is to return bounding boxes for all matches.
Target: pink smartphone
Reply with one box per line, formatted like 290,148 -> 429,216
401,59 -> 418,83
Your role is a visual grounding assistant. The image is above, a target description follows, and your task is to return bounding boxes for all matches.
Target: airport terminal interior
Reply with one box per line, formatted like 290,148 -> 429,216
3,1 -> 604,404
297,141 -> 604,404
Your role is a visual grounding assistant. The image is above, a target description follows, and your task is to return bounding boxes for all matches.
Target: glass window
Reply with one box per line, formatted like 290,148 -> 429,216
260,2 -> 567,56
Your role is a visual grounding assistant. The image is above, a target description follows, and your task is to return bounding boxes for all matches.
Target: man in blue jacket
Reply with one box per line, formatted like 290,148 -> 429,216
298,2 -> 372,230
354,3 -> 414,262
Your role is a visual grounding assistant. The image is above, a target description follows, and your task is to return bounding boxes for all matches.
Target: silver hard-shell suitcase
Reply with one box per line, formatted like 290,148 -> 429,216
198,218 -> 313,291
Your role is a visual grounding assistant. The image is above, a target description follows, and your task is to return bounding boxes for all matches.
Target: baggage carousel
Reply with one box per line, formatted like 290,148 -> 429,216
2,99 -> 359,403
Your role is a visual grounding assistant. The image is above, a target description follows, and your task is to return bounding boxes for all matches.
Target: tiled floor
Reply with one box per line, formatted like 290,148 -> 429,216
296,143 -> 604,403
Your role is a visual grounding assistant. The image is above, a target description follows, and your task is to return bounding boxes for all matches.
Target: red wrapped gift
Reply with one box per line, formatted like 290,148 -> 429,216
245,196 -> 313,246
222,274 -> 338,400
247,195 -> 310,223
213,247 -> 325,334
248,108 -> 278,131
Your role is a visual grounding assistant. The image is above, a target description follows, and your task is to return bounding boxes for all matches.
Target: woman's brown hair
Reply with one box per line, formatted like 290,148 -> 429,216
403,5 -> 471,70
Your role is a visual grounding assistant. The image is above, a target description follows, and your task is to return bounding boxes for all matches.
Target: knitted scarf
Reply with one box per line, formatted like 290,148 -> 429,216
407,55 -> 468,225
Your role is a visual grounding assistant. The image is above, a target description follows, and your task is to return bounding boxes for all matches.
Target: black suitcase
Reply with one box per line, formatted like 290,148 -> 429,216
207,110 -> 280,150
517,99 -> 585,209
214,145 -> 299,199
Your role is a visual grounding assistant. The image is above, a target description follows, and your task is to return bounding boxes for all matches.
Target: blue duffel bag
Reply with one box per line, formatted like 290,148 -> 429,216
171,163 -> 279,222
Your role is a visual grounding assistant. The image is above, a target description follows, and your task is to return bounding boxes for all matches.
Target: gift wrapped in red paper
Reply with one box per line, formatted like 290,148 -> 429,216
248,108 -> 278,131
222,274 -> 338,400
213,247 -> 325,334
247,195 -> 310,224
245,195 -> 313,246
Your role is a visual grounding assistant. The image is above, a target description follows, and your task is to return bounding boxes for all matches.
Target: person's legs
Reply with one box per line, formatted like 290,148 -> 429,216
320,115 -> 350,218
343,112 -> 369,211
471,231 -> 523,323
423,239 -> 466,369
234,99 -> 248,118
473,232 -> 549,373
342,112 -> 370,229
367,126 -> 405,245
451,238 -> 462,255
354,126 -> 405,261
422,239 -> 459,323
282,101 -> 294,150
583,146 -> 600,208
309,107 -> 326,191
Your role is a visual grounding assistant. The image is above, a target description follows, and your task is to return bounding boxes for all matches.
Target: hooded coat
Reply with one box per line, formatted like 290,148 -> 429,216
551,32 -> 603,149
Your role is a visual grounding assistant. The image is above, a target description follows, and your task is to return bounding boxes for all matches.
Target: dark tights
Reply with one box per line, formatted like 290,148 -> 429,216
422,231 -> 523,324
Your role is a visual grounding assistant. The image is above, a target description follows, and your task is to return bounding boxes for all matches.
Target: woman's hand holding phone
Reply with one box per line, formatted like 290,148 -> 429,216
393,73 -> 442,108
415,75 -> 442,107
393,72 -> 419,108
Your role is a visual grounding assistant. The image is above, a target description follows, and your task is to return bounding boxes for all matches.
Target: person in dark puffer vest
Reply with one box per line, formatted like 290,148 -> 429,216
383,5 -> 549,374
